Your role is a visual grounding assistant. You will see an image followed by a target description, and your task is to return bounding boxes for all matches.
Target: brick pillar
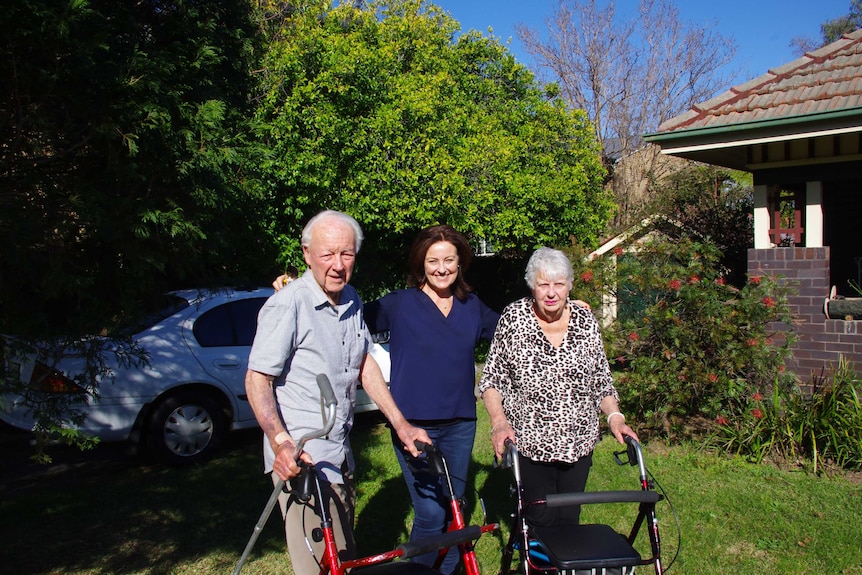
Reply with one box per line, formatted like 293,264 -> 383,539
748,246 -> 862,384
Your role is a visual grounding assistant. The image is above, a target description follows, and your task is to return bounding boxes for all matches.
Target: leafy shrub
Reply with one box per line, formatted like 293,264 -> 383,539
570,237 -> 798,435
710,358 -> 862,470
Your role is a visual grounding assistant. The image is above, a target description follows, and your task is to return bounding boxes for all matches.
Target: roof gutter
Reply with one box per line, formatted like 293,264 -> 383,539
643,106 -> 862,144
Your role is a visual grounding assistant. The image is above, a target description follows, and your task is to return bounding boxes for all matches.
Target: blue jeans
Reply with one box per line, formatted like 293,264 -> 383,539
391,418 -> 476,575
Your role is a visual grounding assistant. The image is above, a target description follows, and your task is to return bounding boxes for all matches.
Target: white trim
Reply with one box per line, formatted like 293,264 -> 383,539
805,181 -> 824,248
753,185 -> 771,249
658,125 -> 862,155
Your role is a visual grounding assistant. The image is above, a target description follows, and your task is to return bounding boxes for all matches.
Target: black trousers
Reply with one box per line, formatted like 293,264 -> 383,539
519,452 -> 593,527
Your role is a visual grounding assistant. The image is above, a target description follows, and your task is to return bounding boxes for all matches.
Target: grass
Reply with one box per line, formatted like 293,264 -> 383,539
1,411 -> 860,575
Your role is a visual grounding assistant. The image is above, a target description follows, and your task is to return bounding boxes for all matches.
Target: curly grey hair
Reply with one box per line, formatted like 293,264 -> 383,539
524,247 -> 574,289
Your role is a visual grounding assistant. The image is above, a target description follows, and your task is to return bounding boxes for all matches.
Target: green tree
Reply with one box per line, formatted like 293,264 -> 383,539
791,0 -> 862,54
647,164 -> 753,287
253,0 -> 611,291
1,0 -> 267,339
1,0 -> 265,458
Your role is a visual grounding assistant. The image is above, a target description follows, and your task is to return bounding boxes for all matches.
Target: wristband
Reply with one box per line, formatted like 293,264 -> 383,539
274,431 -> 290,446
606,411 -> 625,423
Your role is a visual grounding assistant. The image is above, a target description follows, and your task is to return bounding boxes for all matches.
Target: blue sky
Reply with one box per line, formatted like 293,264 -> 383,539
432,0 -> 851,86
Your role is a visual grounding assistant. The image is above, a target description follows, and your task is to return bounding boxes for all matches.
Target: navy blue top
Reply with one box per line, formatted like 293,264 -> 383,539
364,289 -> 499,421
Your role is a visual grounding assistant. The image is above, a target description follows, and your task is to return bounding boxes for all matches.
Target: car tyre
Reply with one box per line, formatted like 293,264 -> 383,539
147,391 -> 227,466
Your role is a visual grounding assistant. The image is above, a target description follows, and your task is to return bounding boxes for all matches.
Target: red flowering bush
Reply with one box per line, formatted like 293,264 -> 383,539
568,234 -> 862,470
571,236 -> 797,436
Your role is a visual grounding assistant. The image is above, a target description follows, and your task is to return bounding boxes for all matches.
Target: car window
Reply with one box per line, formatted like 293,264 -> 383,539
193,298 -> 267,347
232,298 -> 267,346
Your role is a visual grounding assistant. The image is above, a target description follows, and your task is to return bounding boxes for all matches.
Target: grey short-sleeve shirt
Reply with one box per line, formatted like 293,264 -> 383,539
247,270 -> 372,482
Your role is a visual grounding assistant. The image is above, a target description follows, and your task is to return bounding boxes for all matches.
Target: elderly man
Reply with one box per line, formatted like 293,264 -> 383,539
245,210 -> 430,575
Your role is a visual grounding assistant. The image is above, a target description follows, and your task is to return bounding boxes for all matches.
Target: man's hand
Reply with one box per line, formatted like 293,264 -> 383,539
271,439 -> 314,481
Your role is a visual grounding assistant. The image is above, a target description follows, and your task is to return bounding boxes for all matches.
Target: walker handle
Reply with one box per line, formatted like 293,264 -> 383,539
410,440 -> 447,476
614,435 -> 639,467
495,438 -> 517,469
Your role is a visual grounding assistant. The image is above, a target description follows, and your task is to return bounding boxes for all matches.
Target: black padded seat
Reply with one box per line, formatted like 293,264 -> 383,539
531,524 -> 642,570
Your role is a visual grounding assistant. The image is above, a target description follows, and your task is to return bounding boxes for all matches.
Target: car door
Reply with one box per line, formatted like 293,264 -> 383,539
183,295 -> 269,426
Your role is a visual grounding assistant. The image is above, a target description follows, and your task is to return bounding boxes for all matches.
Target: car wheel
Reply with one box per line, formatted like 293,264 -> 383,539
147,392 -> 227,466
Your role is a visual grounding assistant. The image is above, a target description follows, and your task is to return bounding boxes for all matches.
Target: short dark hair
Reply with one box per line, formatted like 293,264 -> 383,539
406,225 -> 473,300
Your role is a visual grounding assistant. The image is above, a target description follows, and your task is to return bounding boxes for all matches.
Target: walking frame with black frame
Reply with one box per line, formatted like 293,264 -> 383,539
233,373 -> 499,575
498,436 -> 669,575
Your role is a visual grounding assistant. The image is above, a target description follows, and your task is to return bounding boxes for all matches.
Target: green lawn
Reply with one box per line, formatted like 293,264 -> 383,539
1,411 -> 860,575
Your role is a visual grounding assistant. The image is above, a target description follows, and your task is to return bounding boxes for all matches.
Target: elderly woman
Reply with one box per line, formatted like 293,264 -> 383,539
479,247 -> 638,527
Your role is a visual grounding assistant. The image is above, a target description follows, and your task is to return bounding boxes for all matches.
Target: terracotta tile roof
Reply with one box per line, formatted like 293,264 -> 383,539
657,28 -> 862,133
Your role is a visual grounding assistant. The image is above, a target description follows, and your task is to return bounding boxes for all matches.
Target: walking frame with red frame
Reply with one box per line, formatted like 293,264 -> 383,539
405,440 -> 498,575
233,373 -> 498,575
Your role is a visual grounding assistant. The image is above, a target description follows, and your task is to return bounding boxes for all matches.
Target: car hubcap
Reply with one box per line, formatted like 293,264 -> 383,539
164,404 -> 213,456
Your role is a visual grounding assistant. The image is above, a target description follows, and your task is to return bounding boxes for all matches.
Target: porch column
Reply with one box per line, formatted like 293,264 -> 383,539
753,184 -> 771,249
805,181 -> 824,247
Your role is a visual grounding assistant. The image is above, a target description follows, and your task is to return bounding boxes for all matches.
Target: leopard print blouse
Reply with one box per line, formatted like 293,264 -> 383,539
478,297 -> 618,463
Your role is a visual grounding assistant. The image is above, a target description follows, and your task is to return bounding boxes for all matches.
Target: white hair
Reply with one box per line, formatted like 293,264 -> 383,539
524,247 -> 574,288
301,210 -> 364,252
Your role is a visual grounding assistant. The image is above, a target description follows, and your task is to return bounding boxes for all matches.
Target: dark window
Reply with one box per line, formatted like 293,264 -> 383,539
232,298 -> 267,346
193,298 -> 267,347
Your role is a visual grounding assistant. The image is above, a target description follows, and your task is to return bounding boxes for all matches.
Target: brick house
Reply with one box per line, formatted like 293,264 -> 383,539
644,29 -> 862,381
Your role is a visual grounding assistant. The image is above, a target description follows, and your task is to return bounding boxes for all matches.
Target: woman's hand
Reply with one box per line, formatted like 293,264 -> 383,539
490,420 -> 515,460
608,413 -> 639,444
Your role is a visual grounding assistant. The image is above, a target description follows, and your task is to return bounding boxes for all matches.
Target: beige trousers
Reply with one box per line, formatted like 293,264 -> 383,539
272,472 -> 356,575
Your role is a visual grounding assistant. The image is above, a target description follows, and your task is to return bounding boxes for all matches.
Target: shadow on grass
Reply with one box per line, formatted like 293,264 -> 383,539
0,417 -> 515,575
0,427 -> 288,575
351,413 -> 412,554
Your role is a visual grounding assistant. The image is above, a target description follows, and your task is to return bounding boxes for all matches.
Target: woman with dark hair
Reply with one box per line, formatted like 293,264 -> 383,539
362,224 -> 499,575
